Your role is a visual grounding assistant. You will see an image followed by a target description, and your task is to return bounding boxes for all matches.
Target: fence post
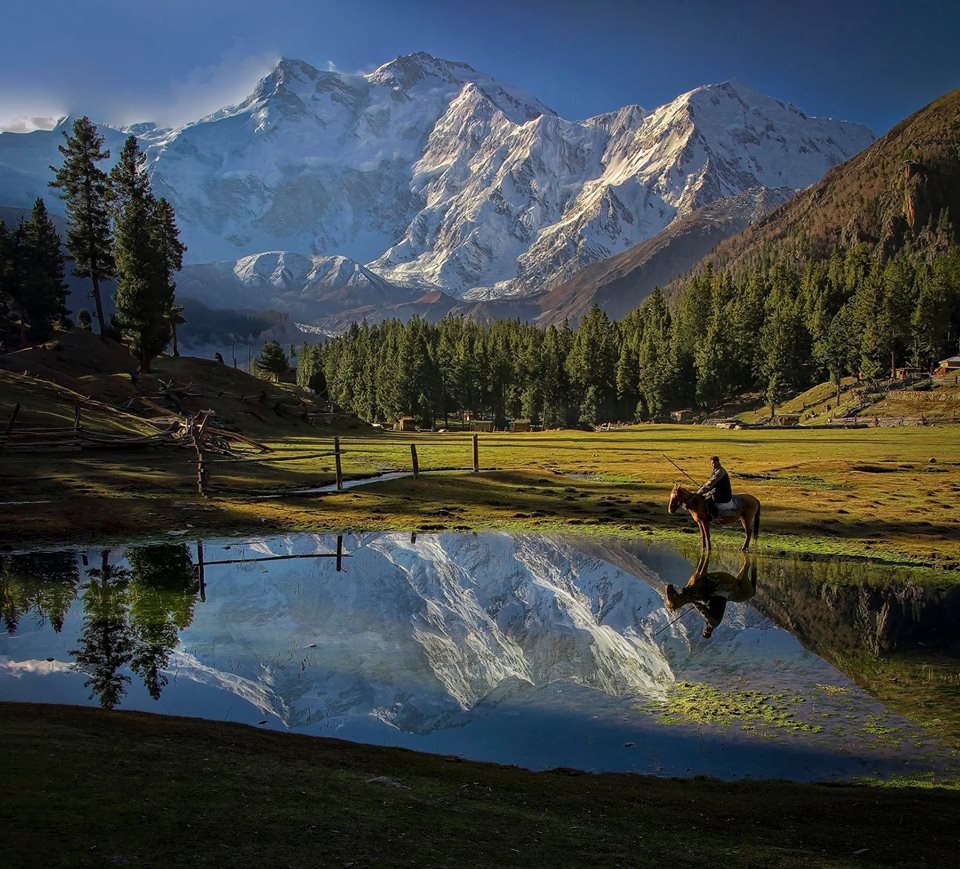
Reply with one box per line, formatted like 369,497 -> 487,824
411,443 -> 419,478
334,437 -> 343,491
3,401 -> 20,441
193,421 -> 209,498
196,540 -> 206,602
473,433 -> 479,472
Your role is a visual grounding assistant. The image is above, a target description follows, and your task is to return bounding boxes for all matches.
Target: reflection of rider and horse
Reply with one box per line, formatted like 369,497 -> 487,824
664,550 -> 757,638
668,455 -> 761,552
663,455 -> 761,638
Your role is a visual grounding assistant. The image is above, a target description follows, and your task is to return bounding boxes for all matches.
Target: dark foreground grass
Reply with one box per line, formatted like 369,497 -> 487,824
3,703 -> 959,868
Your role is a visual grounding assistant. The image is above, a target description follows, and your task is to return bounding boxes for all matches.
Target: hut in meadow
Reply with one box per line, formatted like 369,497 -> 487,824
935,355 -> 960,376
396,416 -> 417,432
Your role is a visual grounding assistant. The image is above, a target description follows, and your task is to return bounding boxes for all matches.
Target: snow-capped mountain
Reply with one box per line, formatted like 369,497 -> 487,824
534,185 -> 797,325
0,52 -> 874,311
177,250 -> 420,321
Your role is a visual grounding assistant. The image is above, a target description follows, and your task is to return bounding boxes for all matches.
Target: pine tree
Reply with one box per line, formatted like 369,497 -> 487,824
0,220 -> 13,329
815,304 -> 858,405
111,136 -> 170,372
670,266 -> 712,406
760,268 -> 809,418
540,323 -> 571,428
0,219 -> 24,339
49,117 -> 114,338
151,198 -> 187,355
256,340 -> 289,380
566,305 -> 616,424
637,289 -> 673,418
19,198 -> 69,338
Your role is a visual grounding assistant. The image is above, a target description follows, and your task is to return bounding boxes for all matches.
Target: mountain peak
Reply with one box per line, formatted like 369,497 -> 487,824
254,57 -> 323,95
368,52 -> 476,90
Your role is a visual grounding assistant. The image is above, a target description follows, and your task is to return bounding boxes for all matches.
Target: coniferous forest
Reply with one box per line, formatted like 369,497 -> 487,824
301,227 -> 960,427
0,118 -> 185,371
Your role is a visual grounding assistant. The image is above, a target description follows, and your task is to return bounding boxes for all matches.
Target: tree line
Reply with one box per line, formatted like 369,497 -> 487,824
0,117 -> 185,371
301,222 -> 960,427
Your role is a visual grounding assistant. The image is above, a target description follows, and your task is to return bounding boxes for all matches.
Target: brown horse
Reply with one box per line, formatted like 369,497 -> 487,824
668,483 -> 761,552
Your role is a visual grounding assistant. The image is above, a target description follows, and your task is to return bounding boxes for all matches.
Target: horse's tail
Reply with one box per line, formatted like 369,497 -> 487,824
753,500 -> 761,542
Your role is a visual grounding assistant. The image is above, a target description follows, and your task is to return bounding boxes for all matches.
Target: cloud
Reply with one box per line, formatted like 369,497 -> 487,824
0,656 -> 73,676
151,40 -> 280,127
0,114 -> 63,133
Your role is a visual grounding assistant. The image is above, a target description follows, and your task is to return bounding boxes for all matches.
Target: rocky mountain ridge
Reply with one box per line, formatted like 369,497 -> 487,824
0,52 -> 874,327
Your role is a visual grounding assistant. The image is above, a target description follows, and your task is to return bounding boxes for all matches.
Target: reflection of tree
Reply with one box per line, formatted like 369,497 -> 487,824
126,544 -> 198,699
70,551 -> 135,710
69,545 -> 200,708
0,552 -> 81,634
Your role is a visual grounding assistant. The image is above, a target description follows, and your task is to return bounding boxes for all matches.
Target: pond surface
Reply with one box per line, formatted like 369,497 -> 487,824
2,532 -> 958,782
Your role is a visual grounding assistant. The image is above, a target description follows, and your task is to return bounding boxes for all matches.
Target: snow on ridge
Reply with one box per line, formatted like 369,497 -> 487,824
0,54 -> 876,309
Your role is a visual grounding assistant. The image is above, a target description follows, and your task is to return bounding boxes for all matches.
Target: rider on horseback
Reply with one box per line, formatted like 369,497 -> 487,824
698,456 -> 735,521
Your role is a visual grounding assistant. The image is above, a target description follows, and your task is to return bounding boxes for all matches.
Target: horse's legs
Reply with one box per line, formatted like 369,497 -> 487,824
701,519 -> 712,551
740,514 -> 751,552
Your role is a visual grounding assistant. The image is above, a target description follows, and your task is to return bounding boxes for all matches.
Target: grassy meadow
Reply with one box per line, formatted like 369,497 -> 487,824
2,414 -> 958,569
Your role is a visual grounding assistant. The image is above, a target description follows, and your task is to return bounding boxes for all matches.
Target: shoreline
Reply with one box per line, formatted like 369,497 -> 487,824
3,481 -> 957,576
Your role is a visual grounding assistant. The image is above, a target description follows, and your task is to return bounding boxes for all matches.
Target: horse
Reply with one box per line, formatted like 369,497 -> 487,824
668,483 -> 761,552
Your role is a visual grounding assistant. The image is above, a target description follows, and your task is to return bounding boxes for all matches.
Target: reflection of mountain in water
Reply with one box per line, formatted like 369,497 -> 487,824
5,533 -> 959,780
173,534 -> 837,736
182,533 -> 685,732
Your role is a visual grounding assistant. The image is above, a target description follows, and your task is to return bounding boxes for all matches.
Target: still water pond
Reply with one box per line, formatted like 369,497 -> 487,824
2,533 -> 958,782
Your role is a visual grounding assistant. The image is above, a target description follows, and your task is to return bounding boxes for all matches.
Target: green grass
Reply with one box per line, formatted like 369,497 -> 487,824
4,702 -> 960,868
2,337 -> 960,568
2,423 -> 959,570
640,681 -> 824,734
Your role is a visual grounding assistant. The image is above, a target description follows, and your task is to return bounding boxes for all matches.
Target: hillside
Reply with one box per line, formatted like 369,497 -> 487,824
702,87 -> 960,272
0,330 -> 361,440
534,187 -> 793,325
734,376 -> 960,425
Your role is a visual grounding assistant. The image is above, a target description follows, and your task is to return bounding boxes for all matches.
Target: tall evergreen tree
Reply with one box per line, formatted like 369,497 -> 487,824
815,304 -> 858,405
760,268 -> 809,418
566,305 -> 617,424
0,220 -> 13,329
19,198 -> 69,338
150,197 -> 187,355
637,289 -> 673,419
111,136 -> 171,372
49,117 -> 114,338
0,219 -> 25,338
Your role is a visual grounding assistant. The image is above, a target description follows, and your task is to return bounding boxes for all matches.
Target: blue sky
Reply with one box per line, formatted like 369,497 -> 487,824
2,0 -> 958,134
